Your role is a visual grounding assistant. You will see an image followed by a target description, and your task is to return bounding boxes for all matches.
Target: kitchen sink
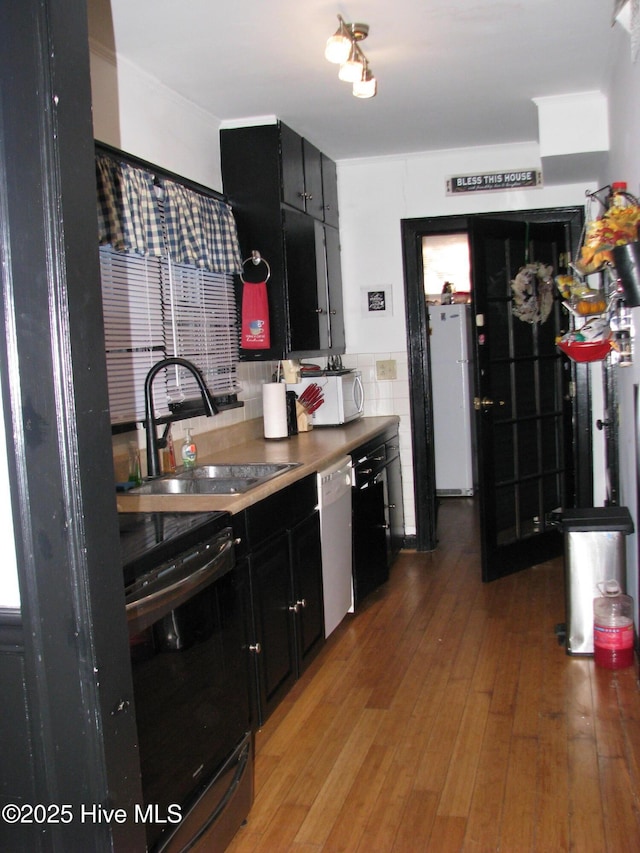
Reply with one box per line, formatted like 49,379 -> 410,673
177,463 -> 300,481
130,462 -> 301,496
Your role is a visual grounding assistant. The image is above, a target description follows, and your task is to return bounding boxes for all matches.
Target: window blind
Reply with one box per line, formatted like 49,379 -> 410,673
100,246 -> 239,424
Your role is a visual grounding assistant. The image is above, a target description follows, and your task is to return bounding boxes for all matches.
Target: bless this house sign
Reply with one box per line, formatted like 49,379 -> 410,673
446,169 -> 542,194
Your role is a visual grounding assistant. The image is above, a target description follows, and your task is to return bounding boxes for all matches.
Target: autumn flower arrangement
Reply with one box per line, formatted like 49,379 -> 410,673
575,196 -> 640,275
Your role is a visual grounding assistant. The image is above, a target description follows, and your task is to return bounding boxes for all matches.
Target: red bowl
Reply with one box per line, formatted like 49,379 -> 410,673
557,339 -> 612,363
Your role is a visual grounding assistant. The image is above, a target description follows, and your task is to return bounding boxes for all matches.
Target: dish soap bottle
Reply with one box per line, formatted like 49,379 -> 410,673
181,428 -> 197,469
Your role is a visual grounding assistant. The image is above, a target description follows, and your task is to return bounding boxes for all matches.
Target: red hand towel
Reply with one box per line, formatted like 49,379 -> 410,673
241,280 -> 270,349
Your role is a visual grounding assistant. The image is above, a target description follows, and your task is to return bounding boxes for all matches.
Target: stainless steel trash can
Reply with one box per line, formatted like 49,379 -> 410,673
557,507 -> 634,655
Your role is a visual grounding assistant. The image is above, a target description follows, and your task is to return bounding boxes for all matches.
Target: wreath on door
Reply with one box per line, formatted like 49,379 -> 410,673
511,261 -> 554,324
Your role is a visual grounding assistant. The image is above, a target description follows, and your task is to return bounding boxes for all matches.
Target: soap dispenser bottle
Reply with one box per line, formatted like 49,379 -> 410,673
181,428 -> 197,469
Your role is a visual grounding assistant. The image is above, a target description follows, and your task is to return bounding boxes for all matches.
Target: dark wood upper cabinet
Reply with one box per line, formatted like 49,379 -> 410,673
280,122 -> 306,212
220,121 -> 344,360
321,154 -> 339,228
302,139 -> 324,222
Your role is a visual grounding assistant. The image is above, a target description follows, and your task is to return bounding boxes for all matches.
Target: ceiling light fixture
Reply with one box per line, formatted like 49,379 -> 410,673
325,14 -> 377,98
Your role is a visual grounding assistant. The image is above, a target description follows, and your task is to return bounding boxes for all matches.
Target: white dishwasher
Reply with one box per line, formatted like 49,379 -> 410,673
317,456 -> 353,637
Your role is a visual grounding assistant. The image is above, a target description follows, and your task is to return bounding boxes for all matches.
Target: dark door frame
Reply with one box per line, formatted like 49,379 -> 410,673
401,207 -> 592,553
1,1 -> 144,849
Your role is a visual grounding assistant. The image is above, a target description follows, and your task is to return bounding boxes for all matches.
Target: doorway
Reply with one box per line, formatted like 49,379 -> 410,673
402,207 -> 592,579
424,233 -> 477,499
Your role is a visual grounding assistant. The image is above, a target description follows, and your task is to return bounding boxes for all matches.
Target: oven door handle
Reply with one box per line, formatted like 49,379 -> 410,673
126,536 -> 234,635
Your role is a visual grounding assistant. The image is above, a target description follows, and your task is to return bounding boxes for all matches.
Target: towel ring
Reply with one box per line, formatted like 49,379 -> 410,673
240,250 -> 271,283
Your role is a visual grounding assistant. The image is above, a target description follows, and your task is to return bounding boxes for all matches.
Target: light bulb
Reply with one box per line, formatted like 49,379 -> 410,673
353,72 -> 377,99
338,44 -> 364,83
325,32 -> 351,64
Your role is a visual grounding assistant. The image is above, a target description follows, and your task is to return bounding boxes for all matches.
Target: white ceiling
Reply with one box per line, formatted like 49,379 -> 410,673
87,0 -> 618,162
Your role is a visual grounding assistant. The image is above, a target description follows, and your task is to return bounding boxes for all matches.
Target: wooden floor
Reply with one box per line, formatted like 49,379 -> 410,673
227,498 -> 640,852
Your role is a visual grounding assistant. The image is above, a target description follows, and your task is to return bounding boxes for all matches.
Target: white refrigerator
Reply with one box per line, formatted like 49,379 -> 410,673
429,303 -> 476,496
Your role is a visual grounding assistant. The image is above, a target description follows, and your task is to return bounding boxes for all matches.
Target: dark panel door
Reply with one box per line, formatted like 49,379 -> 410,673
321,153 -> 339,227
303,138 -> 324,221
289,511 -> 325,674
283,208 -> 322,352
324,224 -> 345,352
352,473 -> 389,604
280,122 -> 305,212
250,534 -> 296,725
470,218 -> 572,581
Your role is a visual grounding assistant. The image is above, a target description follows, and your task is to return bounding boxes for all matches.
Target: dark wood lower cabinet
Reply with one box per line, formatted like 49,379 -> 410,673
385,437 -> 405,564
247,534 -> 297,722
352,472 -> 389,606
351,427 -> 405,606
235,475 -> 325,727
289,511 -> 325,674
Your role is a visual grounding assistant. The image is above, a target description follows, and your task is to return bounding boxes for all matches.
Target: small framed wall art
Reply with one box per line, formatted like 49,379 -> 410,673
361,286 -> 393,318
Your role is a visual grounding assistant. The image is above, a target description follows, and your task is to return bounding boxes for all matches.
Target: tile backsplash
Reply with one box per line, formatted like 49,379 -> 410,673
341,352 -> 414,535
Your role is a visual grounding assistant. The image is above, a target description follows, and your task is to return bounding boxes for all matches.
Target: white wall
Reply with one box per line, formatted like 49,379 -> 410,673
90,42 -> 224,191
337,144 -> 593,353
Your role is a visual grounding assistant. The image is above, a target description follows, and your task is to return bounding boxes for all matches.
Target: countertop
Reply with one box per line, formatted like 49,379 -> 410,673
116,415 -> 399,515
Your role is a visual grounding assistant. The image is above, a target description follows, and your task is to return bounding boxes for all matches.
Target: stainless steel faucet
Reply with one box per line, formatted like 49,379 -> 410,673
144,357 -> 218,478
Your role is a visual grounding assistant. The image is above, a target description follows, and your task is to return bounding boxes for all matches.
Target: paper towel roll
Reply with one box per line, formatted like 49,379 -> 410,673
262,382 -> 288,439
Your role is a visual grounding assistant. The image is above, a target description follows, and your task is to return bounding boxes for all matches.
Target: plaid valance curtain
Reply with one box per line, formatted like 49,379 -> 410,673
96,153 -> 242,274
163,180 -> 242,272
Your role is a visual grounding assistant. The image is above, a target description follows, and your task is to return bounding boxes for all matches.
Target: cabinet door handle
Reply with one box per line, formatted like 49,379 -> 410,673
376,523 -> 390,530
360,467 -> 373,475
297,598 -> 307,609
315,307 -> 324,314
249,643 -> 262,654
289,603 -> 300,613
111,699 -> 131,716
330,309 -> 337,315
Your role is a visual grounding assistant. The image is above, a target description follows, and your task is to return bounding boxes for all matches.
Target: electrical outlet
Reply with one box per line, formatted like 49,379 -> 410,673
376,359 -> 397,380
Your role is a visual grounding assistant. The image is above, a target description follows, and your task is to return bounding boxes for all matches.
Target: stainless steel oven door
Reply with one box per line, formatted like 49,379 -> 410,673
126,528 -> 252,852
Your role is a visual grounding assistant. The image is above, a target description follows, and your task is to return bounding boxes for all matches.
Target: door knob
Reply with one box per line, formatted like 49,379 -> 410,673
473,397 -> 505,411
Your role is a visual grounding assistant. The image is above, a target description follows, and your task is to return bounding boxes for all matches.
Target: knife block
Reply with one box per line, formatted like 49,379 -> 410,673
296,401 -> 313,432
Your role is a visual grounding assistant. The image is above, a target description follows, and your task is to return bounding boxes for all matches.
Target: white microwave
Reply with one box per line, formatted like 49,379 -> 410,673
287,371 -> 364,426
